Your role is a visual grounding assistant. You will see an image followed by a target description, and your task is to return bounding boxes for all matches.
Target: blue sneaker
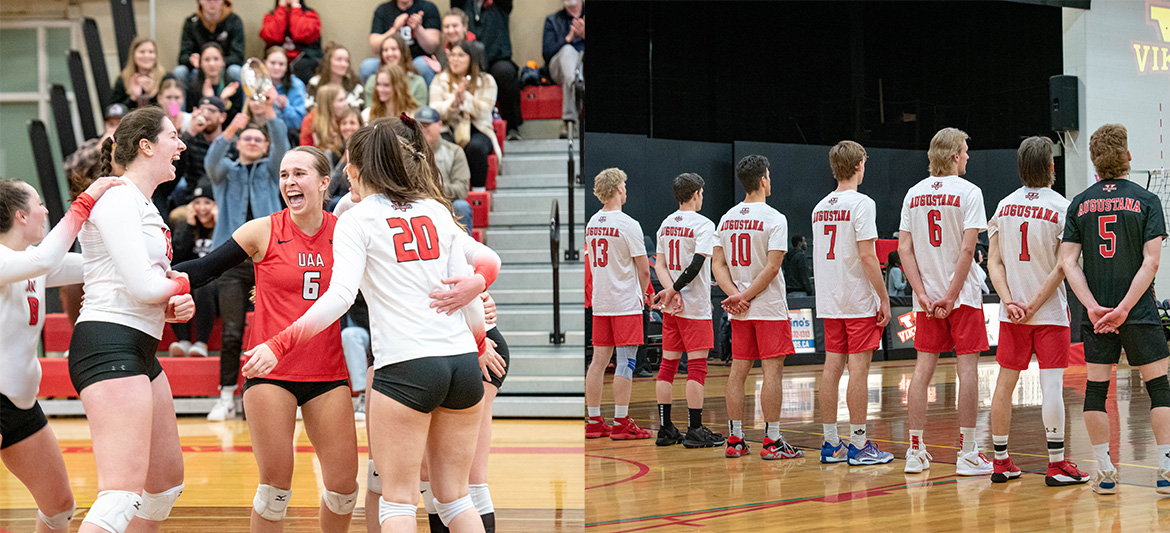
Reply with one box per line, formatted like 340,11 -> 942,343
847,440 -> 894,465
821,440 -> 848,463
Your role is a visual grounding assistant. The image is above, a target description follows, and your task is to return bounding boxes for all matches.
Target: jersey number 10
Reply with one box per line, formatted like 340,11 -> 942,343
728,233 -> 751,267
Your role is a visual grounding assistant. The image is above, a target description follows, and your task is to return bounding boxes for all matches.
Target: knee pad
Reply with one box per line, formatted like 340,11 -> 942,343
687,357 -> 709,385
1084,380 -> 1110,413
420,480 -> 437,513
366,459 -> 382,495
614,346 -> 636,380
656,357 -> 680,384
136,483 -> 184,521
322,487 -> 359,515
38,504 -> 74,531
435,494 -> 476,526
469,483 -> 494,515
378,497 -> 419,524
83,490 -> 141,533
252,484 -> 291,522
1147,375 -> 1170,409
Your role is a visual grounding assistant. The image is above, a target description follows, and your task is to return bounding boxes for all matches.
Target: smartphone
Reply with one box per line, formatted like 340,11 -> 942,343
168,103 -> 181,117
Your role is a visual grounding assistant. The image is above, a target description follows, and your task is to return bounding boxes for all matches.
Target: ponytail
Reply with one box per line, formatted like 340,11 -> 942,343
100,136 -> 115,177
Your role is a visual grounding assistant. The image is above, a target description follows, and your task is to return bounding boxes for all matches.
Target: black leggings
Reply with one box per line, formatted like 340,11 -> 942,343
170,280 -> 218,343
217,262 -> 254,387
443,129 -> 493,189
487,59 -> 521,130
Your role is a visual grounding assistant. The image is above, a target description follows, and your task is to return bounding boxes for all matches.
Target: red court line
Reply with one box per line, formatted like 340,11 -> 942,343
58,445 -> 582,455
585,454 -> 651,491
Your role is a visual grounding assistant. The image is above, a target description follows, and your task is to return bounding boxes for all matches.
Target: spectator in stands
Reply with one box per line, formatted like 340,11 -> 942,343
159,78 -> 192,133
783,235 -> 814,297
176,0 -> 246,84
886,250 -> 908,297
111,36 -> 167,109
265,45 -> 308,138
186,42 -> 242,120
431,41 -> 501,191
453,0 -> 523,140
362,34 -> 428,108
181,96 -> 228,187
436,8 -> 485,72
202,89 -> 288,420
168,185 -> 218,358
102,103 -> 127,137
363,0 -> 441,84
259,0 -> 322,83
305,42 -> 364,109
325,108 -> 363,209
362,64 -> 419,123
543,0 -> 585,138
300,84 -> 347,153
416,106 -> 473,232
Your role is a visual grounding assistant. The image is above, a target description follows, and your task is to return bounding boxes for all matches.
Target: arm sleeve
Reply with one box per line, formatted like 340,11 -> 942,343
266,212 -> 366,358
289,7 -> 321,44
672,254 -> 707,292
90,196 -> 188,302
172,238 -> 250,289
204,135 -> 233,185
259,7 -> 287,46
456,232 -> 501,288
0,193 -> 95,285
45,252 -> 84,288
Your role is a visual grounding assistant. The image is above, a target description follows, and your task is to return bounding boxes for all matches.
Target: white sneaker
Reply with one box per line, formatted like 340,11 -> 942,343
1092,469 -> 1119,495
904,447 -> 933,473
353,391 -> 366,422
955,449 -> 994,476
207,396 -> 236,421
189,341 -> 208,357
168,340 -> 191,357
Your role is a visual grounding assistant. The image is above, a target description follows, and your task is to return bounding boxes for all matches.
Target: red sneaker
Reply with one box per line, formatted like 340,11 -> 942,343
610,417 -> 651,440
725,435 -> 750,458
586,416 -> 610,439
1046,460 -> 1089,486
760,438 -> 804,460
991,457 -> 1021,483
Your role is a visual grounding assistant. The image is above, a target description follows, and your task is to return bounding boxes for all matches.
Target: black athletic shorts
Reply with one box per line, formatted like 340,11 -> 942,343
1082,323 -> 1170,366
69,321 -> 163,393
0,394 -> 48,449
371,352 -> 483,413
485,327 -> 510,389
243,377 -> 349,406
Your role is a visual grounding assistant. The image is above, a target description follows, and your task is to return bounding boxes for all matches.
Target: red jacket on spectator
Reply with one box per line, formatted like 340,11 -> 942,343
260,5 -> 321,61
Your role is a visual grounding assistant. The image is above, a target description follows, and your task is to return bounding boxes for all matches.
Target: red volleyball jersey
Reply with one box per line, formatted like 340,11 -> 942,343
250,209 -> 347,382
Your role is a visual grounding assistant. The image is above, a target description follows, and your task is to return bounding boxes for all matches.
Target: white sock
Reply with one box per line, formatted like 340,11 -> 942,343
909,430 -> 924,451
850,424 -> 867,446
220,386 -> 236,402
992,435 -> 1009,461
823,423 -> 839,446
766,421 -> 781,441
1039,367 -> 1065,463
1094,443 -> 1115,471
729,420 -> 743,439
960,427 -> 976,454
1159,444 -> 1170,472
614,405 -> 628,419
469,483 -> 493,515
587,406 -> 601,418
420,481 -> 437,514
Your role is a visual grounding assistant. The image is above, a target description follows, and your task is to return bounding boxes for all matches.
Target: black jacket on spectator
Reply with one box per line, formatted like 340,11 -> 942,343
179,10 -> 247,68
180,131 -> 227,196
543,5 -> 585,64
782,248 -> 815,295
172,217 -> 216,265
454,0 -> 512,64
370,0 -> 442,60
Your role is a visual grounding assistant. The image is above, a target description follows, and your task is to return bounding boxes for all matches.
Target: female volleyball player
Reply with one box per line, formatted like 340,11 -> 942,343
0,176 -> 121,533
246,117 -> 504,533
70,106 -> 195,533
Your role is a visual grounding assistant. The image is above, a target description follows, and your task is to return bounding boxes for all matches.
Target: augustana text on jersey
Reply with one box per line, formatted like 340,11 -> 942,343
1075,197 -> 1142,217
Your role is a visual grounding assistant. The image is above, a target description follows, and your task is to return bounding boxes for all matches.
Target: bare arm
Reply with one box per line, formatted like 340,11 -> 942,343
934,228 -> 979,315
1060,241 -> 1113,332
741,250 -> 784,302
858,238 -> 891,327
986,231 -> 1014,306
1096,237 -> 1163,330
1023,256 -> 1066,321
634,254 -> 651,305
711,245 -> 738,296
898,230 -> 932,311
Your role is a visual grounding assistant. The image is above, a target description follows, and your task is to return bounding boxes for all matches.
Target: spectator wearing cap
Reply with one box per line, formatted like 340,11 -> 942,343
111,36 -> 169,110
430,39 -> 500,191
453,0 -> 524,140
168,183 -> 219,358
103,103 -> 128,136
176,0 -> 246,84
543,0 -> 585,134
363,0 -> 442,85
179,96 -> 229,198
259,0 -> 323,84
417,106 -> 473,232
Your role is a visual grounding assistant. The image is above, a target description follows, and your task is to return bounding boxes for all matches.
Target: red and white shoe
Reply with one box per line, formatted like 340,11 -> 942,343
586,416 -> 610,439
725,436 -> 750,458
991,457 -> 1022,483
610,417 -> 651,440
1045,460 -> 1089,486
760,438 -> 804,460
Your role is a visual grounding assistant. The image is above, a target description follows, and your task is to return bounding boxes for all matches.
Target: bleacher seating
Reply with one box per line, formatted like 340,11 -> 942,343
467,190 -> 492,228
521,85 -> 562,121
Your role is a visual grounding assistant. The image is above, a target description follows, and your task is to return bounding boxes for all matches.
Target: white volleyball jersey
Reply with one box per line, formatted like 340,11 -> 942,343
715,202 -> 788,321
988,186 -> 1070,326
78,178 -> 186,339
812,190 -> 880,318
587,209 -> 647,316
656,210 -> 716,320
898,175 -> 987,312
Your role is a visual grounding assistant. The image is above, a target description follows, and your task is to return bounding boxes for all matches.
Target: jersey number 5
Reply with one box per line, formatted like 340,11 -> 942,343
590,238 -> 609,267
1098,215 -> 1117,258
388,216 -> 441,262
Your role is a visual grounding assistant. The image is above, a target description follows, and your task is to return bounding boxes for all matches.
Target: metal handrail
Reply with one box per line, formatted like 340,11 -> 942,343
549,199 -> 565,344
565,135 -> 580,261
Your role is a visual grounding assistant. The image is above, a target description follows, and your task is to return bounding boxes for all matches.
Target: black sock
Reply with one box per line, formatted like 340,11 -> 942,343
481,512 -> 496,533
689,408 -> 702,429
658,403 -> 673,428
427,513 -> 449,533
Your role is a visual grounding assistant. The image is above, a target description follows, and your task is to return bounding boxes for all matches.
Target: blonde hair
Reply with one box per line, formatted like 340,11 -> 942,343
828,140 -> 867,181
370,65 -> 419,121
593,168 -> 627,202
312,84 -> 345,154
120,37 -> 165,99
928,127 -> 969,176
1089,124 -> 1129,180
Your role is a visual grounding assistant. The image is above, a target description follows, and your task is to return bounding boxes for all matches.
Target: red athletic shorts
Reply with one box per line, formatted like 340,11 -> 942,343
662,314 -> 714,353
914,305 -> 989,354
731,319 -> 795,360
592,314 -> 643,347
824,317 -> 883,354
996,322 -> 1071,370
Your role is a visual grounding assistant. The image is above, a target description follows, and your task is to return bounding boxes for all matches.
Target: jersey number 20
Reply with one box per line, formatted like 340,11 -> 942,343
388,216 -> 441,262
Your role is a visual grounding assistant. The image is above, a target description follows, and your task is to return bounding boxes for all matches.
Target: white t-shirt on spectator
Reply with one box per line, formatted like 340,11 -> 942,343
587,209 -> 646,316
812,190 -> 880,318
988,186 -> 1070,326
898,175 -> 987,312
715,202 -> 788,321
656,210 -> 715,321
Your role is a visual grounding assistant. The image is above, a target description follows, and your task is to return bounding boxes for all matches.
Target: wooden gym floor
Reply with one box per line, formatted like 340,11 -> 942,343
0,417 -> 583,532
586,356 -> 1170,532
